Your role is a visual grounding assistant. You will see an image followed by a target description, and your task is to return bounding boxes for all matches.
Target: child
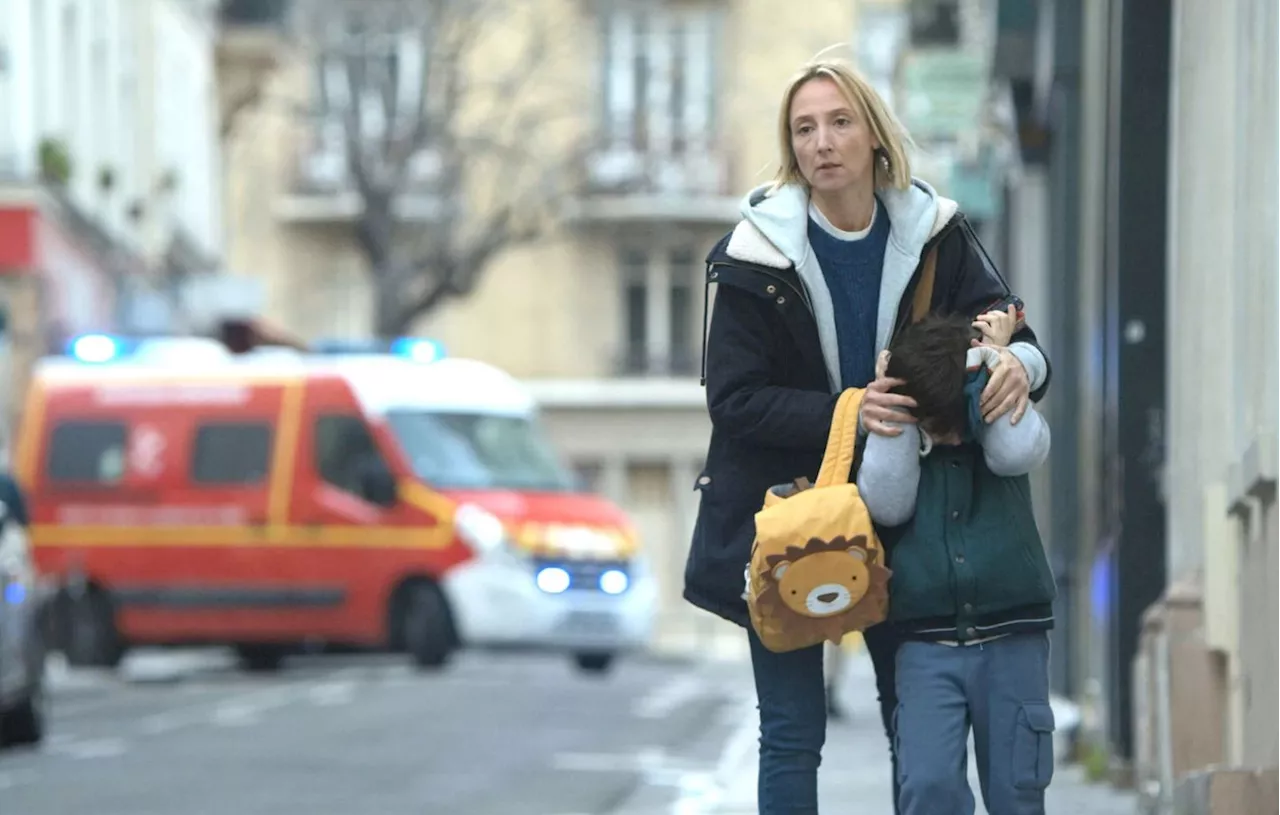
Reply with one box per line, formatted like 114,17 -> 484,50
856,310 -> 1056,815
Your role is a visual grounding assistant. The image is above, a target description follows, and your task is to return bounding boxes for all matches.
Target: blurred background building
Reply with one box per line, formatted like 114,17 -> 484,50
0,0 -> 247,442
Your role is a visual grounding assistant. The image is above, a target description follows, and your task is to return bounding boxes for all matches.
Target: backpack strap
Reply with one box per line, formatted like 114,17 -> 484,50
909,245 -> 939,323
816,388 -> 864,488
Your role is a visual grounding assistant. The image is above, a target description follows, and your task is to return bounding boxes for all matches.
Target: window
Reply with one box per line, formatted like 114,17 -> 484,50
622,248 -> 649,372
599,4 -> 720,154
570,461 -> 604,494
669,248 -> 696,374
855,3 -> 908,109
307,18 -> 430,190
386,411 -> 574,492
191,422 -> 273,485
619,246 -> 700,375
220,0 -> 290,26
315,26 -> 424,139
47,421 -> 127,484
314,414 -> 390,498
61,5 -> 79,142
908,0 -> 961,47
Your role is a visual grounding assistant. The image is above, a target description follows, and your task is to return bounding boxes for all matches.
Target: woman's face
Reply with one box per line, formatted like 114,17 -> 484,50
788,77 -> 878,194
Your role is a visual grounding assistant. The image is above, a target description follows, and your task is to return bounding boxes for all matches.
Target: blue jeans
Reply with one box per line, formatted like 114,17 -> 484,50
748,624 -> 902,814
895,633 -> 1055,815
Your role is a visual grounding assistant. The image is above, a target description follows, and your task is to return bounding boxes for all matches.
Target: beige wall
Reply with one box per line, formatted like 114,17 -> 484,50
1155,0 -> 1278,787
723,1 -> 859,197
423,228 -> 722,379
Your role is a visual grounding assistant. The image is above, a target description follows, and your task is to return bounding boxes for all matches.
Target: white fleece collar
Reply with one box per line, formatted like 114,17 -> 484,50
723,180 -> 960,391
725,219 -> 791,269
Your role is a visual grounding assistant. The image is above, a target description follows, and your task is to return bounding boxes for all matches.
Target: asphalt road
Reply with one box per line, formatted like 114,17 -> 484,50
0,649 -> 752,815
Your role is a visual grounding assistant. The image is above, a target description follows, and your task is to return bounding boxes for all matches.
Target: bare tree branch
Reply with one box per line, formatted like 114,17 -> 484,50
220,84 -> 266,139
341,31 -> 373,198
294,0 -> 577,336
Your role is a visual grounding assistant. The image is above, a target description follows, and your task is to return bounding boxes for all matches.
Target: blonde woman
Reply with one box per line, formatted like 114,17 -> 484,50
683,59 -> 1052,813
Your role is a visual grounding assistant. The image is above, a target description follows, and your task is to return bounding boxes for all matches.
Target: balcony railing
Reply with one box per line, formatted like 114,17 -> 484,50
579,142 -> 734,197
218,0 -> 291,28
288,119 -> 441,193
614,345 -> 699,378
277,118 -> 443,222
568,141 -> 739,226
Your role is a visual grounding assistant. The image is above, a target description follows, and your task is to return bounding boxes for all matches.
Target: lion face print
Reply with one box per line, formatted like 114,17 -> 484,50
753,535 -> 892,646
770,544 -> 870,618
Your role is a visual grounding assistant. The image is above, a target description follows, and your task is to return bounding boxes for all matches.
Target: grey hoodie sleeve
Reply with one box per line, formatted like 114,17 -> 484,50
1007,342 -> 1048,392
856,424 -> 922,526
979,403 -> 1052,476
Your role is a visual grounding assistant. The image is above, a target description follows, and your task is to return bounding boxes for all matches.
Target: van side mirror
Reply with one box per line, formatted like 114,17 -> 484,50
357,460 -> 398,507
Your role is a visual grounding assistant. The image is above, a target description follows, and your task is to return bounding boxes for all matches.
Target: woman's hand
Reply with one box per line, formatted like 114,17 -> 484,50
972,304 -> 1018,347
979,346 -> 1031,424
860,374 -> 917,437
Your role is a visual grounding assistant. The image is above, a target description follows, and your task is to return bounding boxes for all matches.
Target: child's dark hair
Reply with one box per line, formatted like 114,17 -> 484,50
885,313 -> 974,439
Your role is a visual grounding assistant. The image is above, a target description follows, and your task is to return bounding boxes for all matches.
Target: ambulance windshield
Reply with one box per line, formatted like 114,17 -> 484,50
385,410 -> 576,492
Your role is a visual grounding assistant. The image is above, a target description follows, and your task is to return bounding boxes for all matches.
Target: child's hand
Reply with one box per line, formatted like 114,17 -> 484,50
875,349 -> 891,379
972,305 -> 1018,347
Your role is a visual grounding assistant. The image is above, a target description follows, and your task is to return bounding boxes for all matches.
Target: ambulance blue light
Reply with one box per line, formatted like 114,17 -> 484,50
70,334 -> 124,363
311,338 -> 386,354
3,581 -> 25,605
390,337 -> 445,364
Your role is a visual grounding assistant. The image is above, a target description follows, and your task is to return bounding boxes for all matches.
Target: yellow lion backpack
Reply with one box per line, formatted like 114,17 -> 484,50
745,388 -> 891,652
744,244 -> 940,653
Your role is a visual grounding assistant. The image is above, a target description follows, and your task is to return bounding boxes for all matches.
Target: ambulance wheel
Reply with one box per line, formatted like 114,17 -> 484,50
402,583 -> 453,670
573,652 -> 614,675
63,588 -> 125,669
235,645 -> 286,673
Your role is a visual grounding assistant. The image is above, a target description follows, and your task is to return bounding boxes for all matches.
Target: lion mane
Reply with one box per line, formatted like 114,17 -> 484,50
754,534 -> 891,644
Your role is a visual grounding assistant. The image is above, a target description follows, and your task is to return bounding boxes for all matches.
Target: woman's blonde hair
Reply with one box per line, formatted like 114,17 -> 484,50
773,59 -> 913,191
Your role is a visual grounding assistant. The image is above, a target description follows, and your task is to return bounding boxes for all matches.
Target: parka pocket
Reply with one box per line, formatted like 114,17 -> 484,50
691,471 -> 753,559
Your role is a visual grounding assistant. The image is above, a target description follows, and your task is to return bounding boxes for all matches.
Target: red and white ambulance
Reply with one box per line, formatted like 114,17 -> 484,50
15,335 -> 656,673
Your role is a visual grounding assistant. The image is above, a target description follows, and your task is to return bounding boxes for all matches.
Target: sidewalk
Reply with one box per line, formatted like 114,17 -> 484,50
702,648 -> 1139,814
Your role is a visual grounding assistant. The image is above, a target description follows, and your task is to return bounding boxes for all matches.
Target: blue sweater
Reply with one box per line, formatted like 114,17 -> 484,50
807,201 -> 891,389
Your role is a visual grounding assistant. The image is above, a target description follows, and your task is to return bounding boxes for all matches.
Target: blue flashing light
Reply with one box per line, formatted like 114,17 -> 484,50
311,338 -> 387,355
69,334 -> 125,363
390,337 -> 446,364
3,581 -> 25,606
309,337 -> 446,362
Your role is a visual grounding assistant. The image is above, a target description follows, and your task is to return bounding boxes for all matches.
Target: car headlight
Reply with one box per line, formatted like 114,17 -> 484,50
454,504 -> 507,553
599,569 -> 629,595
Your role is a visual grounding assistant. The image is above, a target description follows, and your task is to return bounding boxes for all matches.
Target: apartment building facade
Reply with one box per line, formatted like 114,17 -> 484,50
0,0 -> 226,433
